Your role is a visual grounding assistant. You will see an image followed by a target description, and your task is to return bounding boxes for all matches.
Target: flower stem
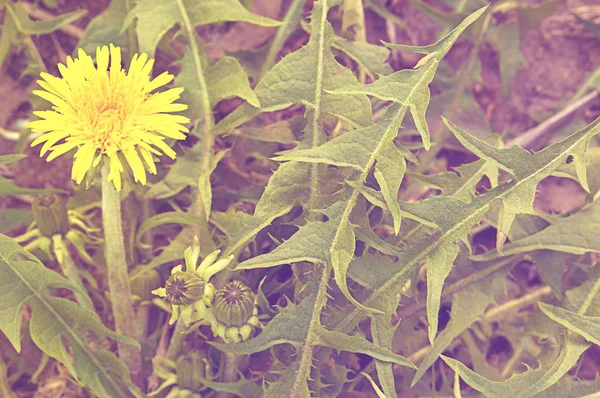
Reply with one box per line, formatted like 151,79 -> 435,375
101,164 -> 142,384
54,235 -> 93,310
167,319 -> 186,360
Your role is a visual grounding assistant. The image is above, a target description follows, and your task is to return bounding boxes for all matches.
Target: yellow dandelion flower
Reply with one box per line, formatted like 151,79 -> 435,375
27,44 -> 189,191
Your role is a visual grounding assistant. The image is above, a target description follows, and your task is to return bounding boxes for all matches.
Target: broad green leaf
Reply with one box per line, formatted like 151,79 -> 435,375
0,234 -> 143,398
473,205 -> 600,261
77,0 -> 127,54
442,334 -> 590,398
0,155 -> 65,197
539,303 -> 600,346
125,0 -> 281,57
177,50 -> 260,121
412,289 -> 494,385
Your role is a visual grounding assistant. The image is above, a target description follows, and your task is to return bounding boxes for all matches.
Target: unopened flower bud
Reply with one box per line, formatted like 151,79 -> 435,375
32,195 -> 70,237
176,352 -> 207,392
212,280 -> 260,343
165,271 -> 205,306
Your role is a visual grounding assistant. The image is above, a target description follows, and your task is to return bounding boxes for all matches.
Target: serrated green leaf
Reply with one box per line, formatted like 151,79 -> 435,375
125,0 -> 281,57
412,289 -> 493,386
473,206 -> 600,261
442,334 -> 590,398
327,59 -> 438,150
539,303 -> 600,347
332,116 -> 600,349
383,5 -> 488,59
444,116 -> 600,251
407,159 -> 499,203
0,234 -> 143,398
213,0 -> 373,136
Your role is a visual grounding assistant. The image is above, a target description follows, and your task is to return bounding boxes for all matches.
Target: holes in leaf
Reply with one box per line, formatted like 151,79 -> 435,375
566,155 -> 574,164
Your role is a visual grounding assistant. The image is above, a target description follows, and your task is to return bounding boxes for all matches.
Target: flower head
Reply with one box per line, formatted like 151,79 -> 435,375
152,236 -> 234,325
27,44 -> 189,191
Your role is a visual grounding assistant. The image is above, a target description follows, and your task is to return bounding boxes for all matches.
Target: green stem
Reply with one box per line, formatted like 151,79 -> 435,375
217,352 -> 238,398
101,164 -> 142,384
175,0 -> 214,234
167,320 -> 186,360
55,235 -> 93,310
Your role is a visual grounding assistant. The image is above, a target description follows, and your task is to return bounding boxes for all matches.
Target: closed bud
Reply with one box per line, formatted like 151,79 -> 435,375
175,352 -> 206,392
32,195 -> 70,237
211,280 -> 259,343
213,280 -> 256,327
165,271 -> 205,306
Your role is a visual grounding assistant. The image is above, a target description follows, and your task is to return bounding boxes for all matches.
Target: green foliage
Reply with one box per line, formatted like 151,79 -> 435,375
2,0 -> 600,396
0,234 -> 142,398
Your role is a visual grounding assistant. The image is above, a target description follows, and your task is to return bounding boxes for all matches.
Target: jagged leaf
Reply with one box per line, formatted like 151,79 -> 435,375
0,234 -> 143,398
327,59 -> 438,150
331,117 -> 600,347
442,334 -> 590,398
213,0 -> 373,136
539,303 -> 600,346
125,0 -> 281,57
473,205 -> 600,261
412,289 -> 493,385
408,159 -> 498,203
444,116 -> 600,252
